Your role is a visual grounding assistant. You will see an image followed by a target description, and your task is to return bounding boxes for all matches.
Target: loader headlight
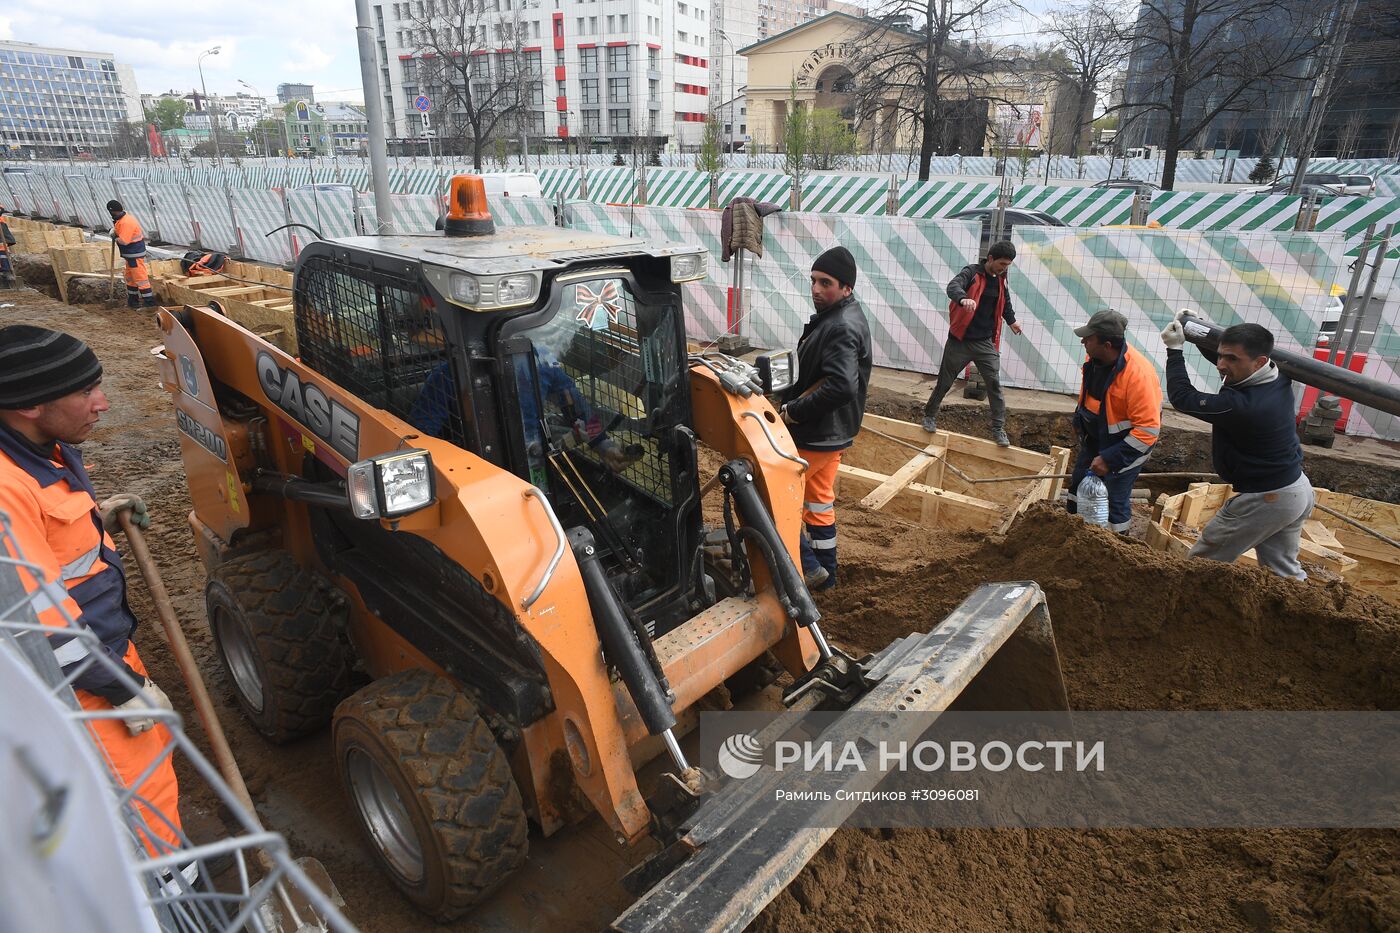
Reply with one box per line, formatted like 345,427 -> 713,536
439,270 -> 541,311
347,449 -> 435,519
671,252 -> 707,283
755,349 -> 799,395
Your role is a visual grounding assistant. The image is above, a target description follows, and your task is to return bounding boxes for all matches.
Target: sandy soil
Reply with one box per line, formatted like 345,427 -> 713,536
5,268 -> 1399,933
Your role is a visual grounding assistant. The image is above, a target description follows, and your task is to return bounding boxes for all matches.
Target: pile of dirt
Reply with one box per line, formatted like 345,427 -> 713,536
751,505 -> 1400,932
64,275 -> 129,308
9,253 -> 60,298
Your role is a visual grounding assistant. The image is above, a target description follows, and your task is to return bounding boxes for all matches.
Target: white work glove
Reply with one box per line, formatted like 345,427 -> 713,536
100,493 -> 150,534
1176,307 -> 1210,325
118,678 -> 174,736
1160,320 -> 1186,350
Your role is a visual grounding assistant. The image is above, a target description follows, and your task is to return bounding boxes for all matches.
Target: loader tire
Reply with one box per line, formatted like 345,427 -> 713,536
205,549 -> 351,743
332,670 -> 528,920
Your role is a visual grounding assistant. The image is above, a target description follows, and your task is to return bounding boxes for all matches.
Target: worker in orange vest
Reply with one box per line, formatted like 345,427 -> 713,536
0,325 -> 183,858
0,206 -> 14,287
107,200 -> 156,308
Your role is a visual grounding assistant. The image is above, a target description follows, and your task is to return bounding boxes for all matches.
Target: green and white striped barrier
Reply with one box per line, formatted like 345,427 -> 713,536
798,174 -> 888,215
1148,191 -> 1305,231
896,180 -> 998,218
1012,185 -> 1135,226
584,167 -> 636,205
716,171 -> 791,206
645,168 -> 712,208
536,168 -> 580,200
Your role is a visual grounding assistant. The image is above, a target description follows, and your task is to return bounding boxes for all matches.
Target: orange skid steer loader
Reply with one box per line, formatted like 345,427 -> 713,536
154,175 -> 1068,930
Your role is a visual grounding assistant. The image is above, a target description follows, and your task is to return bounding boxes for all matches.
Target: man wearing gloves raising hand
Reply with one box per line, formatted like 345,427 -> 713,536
0,325 -> 182,853
1161,313 -> 1313,579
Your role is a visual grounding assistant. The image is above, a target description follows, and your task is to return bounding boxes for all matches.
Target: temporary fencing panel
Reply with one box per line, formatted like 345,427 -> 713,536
896,180 -> 998,219
230,188 -> 294,265
149,183 -> 197,248
492,197 -> 556,227
716,171 -> 791,207
537,167 -> 581,200
1012,185 -> 1135,227
585,168 -> 637,205
799,175 -> 888,215
185,186 -> 238,254
645,169 -> 712,208
287,186 -> 361,241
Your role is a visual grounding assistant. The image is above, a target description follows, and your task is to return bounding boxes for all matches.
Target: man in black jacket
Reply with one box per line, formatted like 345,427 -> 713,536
1161,315 -> 1313,579
779,246 -> 872,590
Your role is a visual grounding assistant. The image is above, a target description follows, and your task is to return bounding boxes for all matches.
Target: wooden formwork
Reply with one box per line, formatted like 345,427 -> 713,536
1148,483 -> 1400,603
48,243 -> 120,303
150,261 -> 297,355
5,217 -> 86,254
838,413 -> 1072,533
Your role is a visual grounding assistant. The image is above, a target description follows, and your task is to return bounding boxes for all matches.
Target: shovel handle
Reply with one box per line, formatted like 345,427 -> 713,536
116,512 -> 259,819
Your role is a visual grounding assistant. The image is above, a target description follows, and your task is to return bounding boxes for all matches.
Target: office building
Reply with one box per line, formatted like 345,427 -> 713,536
0,40 -> 142,158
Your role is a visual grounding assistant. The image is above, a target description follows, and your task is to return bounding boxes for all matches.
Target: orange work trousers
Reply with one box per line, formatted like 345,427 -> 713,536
123,257 -> 154,305
799,448 -> 842,578
77,641 -> 182,852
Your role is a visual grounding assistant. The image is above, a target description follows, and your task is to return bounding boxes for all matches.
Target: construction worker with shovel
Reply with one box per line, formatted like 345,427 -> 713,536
0,325 -> 182,857
108,199 -> 157,308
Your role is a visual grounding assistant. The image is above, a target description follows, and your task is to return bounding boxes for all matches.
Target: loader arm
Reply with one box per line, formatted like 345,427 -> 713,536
613,581 -> 1070,933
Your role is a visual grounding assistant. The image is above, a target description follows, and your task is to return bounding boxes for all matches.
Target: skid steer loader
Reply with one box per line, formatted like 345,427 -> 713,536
154,175 -> 1069,930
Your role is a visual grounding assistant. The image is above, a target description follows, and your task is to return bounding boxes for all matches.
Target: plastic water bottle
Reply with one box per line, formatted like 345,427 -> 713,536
1076,474 -> 1109,527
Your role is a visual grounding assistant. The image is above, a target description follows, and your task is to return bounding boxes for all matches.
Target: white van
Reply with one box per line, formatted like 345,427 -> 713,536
481,172 -> 544,199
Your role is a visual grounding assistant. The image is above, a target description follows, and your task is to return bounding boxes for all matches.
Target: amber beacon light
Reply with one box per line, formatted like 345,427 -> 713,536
444,174 -> 496,237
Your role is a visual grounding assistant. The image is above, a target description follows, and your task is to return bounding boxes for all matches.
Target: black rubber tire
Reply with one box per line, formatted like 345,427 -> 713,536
205,549 -> 351,743
332,670 -> 529,920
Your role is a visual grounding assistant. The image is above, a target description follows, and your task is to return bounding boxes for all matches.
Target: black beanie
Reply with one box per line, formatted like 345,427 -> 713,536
812,246 -> 857,289
107,199 -> 123,213
0,326 -> 103,409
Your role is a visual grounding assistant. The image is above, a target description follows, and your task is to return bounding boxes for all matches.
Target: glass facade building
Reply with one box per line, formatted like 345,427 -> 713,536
0,41 -> 142,158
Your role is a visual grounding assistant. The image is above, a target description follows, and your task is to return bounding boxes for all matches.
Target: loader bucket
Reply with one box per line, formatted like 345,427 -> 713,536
612,582 -> 1069,933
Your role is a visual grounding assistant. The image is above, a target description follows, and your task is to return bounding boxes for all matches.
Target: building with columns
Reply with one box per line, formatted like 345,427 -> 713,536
739,12 -> 1084,157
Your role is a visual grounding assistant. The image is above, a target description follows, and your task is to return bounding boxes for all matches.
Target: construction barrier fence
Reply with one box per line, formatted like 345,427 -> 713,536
4,165 -> 1397,441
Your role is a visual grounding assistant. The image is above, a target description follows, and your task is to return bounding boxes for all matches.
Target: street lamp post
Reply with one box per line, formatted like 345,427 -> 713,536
238,79 -> 273,159
198,46 -> 223,164
718,31 -> 736,153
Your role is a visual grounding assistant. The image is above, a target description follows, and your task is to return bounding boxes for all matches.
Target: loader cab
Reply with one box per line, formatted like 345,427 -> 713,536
291,180 -> 708,637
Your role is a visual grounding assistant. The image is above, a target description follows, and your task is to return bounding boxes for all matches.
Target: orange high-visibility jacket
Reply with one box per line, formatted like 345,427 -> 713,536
1075,345 -> 1163,472
112,212 -> 147,262
0,426 -> 141,696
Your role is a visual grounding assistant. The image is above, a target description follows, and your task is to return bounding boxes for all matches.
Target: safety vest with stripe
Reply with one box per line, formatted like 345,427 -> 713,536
112,213 -> 147,261
0,426 -> 138,692
1075,345 -> 1163,472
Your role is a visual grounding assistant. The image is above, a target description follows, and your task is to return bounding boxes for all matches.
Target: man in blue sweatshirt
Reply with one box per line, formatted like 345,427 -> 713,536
1160,314 -> 1313,579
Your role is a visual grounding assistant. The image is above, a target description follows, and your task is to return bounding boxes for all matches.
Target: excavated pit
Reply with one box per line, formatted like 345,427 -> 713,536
4,282 -> 1397,932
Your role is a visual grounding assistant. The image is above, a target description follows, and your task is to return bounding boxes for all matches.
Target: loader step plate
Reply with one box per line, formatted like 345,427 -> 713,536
612,582 -> 1069,933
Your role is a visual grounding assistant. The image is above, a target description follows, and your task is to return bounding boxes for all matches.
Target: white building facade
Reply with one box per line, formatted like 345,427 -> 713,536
370,0 -> 714,150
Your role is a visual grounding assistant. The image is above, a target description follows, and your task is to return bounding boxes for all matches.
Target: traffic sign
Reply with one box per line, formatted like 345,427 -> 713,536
414,95 -> 432,113
420,111 -> 430,126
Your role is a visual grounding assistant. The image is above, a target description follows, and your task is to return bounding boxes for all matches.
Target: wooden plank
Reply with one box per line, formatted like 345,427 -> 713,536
839,464 -> 1003,529
860,448 -> 944,511
202,286 -> 269,298
858,413 -> 932,444
1301,520 -> 1344,552
943,432 -> 1048,471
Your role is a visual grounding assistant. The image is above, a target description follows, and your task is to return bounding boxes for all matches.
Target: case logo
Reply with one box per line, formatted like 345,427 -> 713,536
256,352 -> 360,461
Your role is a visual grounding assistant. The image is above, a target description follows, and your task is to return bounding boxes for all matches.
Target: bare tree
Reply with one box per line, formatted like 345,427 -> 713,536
405,0 -> 538,169
1042,0 -> 1132,159
850,0 -> 1020,181
1332,110 -> 1366,159
1118,0 -> 1325,189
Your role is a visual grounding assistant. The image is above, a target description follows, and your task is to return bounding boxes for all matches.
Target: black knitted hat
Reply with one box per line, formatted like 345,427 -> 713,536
0,326 -> 103,409
107,200 -> 123,213
811,246 -> 857,288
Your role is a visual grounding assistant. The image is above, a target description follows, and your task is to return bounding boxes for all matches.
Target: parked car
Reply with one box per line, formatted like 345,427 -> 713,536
1092,178 -> 1160,195
1248,172 -> 1346,195
1259,182 -> 1346,199
1337,174 -> 1376,197
950,207 -> 1066,255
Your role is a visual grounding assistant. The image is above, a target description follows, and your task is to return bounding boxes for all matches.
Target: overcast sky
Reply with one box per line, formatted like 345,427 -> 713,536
1,0 -> 1061,107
